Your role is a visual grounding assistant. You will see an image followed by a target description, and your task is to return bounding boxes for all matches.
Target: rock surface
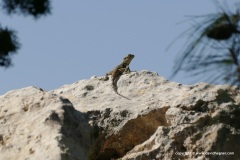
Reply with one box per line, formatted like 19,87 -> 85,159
0,70 -> 240,160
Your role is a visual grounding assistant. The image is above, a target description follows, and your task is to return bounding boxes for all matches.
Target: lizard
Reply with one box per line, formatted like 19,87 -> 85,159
101,54 -> 135,99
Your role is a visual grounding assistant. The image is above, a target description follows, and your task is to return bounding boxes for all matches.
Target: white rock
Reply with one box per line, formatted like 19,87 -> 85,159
1,71 -> 240,160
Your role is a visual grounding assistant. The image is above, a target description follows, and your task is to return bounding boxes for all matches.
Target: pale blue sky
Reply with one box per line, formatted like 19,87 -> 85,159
0,0 -> 235,95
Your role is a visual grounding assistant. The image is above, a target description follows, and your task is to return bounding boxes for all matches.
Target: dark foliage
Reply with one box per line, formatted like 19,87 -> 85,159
2,0 -> 51,18
206,23 -> 238,40
0,27 -> 20,67
0,0 -> 51,68
172,1 -> 240,86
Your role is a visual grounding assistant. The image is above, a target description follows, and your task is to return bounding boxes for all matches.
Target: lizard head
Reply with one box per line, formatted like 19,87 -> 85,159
123,54 -> 135,64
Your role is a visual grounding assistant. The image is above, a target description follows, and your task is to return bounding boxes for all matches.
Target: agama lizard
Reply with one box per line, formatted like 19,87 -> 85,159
101,54 -> 135,99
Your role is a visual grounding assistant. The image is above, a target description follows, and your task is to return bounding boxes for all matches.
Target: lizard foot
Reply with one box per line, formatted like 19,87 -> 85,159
100,76 -> 109,81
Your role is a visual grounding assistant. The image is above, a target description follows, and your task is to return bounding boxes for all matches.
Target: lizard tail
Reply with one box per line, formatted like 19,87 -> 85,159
112,80 -> 130,100
112,81 -> 120,95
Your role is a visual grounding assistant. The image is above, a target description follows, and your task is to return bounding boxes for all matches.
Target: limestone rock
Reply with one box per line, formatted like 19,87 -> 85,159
0,71 -> 240,160
0,87 -> 92,160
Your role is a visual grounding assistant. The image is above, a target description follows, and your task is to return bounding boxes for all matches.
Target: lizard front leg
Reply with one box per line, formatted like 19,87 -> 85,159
123,66 -> 131,74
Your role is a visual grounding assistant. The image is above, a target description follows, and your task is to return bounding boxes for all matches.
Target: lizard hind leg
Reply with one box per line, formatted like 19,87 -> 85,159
100,71 -> 111,81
